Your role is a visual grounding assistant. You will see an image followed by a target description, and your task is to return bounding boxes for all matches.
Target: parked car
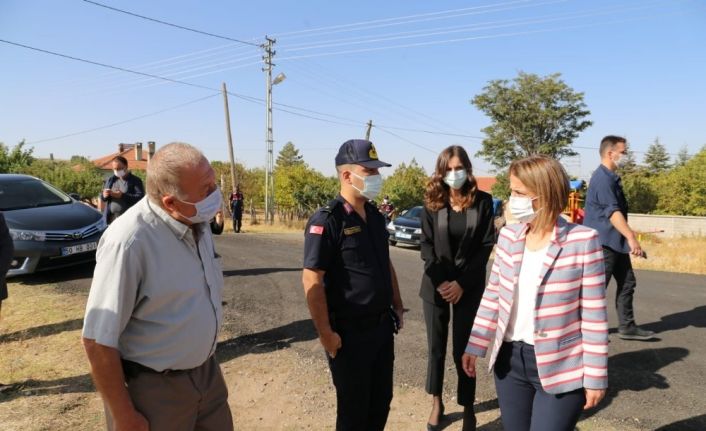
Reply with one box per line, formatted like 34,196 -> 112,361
0,174 -> 107,277
387,205 -> 423,247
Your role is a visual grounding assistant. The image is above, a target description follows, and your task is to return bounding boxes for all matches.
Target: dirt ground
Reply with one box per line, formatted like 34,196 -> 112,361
0,279 -> 645,431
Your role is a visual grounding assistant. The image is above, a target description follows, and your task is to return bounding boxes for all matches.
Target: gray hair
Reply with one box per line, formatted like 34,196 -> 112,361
146,142 -> 207,202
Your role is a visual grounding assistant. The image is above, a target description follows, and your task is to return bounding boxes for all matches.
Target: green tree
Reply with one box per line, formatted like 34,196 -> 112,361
275,163 -> 337,220
490,172 -> 510,200
643,138 -> 671,174
472,72 -> 592,169
675,145 -> 691,167
617,144 -> 640,176
621,172 -> 658,214
381,159 -> 427,211
276,141 -> 304,168
0,140 -> 34,172
20,159 -> 104,198
654,146 -> 706,216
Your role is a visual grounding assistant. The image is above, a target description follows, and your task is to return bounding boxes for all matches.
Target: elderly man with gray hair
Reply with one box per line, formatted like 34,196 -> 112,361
82,142 -> 232,431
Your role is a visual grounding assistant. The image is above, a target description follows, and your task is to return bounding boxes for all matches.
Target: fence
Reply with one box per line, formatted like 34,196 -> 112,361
628,214 -> 706,238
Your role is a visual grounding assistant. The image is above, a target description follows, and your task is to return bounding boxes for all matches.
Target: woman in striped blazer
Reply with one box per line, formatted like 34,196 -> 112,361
461,156 -> 608,431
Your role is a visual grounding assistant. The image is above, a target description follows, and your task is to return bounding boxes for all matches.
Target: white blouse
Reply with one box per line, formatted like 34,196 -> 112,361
504,244 -> 549,345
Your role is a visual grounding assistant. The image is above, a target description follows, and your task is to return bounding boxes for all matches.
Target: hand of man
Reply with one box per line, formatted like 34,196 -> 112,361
583,388 -> 606,410
114,409 -> 149,431
102,189 -> 111,199
627,236 -> 642,257
438,281 -> 464,304
461,353 -> 477,378
320,330 -> 342,358
111,190 -> 123,199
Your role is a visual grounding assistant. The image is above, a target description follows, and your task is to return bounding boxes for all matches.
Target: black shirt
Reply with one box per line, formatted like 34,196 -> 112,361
303,195 -> 392,318
448,208 -> 467,257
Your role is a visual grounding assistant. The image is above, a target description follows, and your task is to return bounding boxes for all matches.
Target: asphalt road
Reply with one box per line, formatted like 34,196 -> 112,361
15,232 -> 706,430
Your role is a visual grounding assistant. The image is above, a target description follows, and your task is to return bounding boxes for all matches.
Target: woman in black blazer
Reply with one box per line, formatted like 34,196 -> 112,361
420,146 -> 495,431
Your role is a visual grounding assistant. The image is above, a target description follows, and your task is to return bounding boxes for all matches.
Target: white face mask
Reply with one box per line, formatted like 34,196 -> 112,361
613,153 -> 628,169
178,187 -> 222,224
351,172 -> 383,201
114,169 -> 126,178
443,169 -> 467,190
509,195 -> 539,223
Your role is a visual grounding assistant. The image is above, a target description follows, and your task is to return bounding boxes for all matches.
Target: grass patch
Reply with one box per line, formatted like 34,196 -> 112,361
631,235 -> 706,275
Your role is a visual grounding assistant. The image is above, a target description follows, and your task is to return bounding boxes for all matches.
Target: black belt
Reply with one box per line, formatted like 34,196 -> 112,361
121,358 -> 195,379
330,309 -> 397,332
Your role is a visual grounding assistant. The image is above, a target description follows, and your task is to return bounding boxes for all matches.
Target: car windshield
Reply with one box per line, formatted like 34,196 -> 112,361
0,178 -> 72,211
403,206 -> 423,219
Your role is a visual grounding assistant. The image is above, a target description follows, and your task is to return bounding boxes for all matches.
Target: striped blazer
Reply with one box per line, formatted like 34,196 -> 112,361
465,217 -> 608,394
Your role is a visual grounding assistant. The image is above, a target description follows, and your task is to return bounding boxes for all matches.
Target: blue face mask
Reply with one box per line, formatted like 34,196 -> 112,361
351,172 -> 383,201
444,169 -> 467,190
178,187 -> 222,224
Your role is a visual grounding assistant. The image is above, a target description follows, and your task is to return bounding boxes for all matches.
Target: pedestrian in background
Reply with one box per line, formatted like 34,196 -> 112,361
583,135 -> 655,341
302,139 -> 405,431
462,156 -> 608,431
420,145 -> 495,431
83,143 -> 232,431
229,184 -> 244,233
101,156 -> 144,224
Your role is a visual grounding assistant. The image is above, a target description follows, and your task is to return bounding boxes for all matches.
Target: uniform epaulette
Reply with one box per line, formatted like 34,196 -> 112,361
320,198 -> 342,214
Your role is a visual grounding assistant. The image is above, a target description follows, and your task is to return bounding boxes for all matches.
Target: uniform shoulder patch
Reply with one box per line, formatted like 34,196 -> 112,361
309,225 -> 324,235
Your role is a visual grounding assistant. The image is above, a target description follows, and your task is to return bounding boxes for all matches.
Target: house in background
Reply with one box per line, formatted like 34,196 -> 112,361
475,176 -> 497,193
92,141 -> 156,176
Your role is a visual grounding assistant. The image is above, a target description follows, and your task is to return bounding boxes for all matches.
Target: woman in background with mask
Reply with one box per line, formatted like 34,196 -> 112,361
420,145 -> 496,431
462,156 -> 608,431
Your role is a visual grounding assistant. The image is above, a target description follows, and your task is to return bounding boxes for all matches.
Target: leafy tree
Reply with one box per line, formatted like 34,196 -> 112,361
490,172 -> 510,200
276,141 -> 304,168
617,144 -> 640,176
472,72 -> 592,169
275,163 -> 337,220
381,159 -> 427,211
643,138 -> 671,174
621,172 -> 658,214
675,145 -> 691,167
20,159 -> 104,198
0,140 -> 34,172
654,146 -> 706,216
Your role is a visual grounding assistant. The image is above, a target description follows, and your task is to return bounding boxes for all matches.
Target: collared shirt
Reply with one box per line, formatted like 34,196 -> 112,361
303,195 -> 392,318
583,164 -> 630,253
82,197 -> 224,371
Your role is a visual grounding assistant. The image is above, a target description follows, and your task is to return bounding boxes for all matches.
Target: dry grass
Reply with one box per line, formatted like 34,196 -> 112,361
631,235 -> 706,275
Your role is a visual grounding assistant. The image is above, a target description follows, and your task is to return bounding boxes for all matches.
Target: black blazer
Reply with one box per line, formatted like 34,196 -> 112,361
0,212 -> 14,299
101,172 -> 145,223
419,190 -> 495,305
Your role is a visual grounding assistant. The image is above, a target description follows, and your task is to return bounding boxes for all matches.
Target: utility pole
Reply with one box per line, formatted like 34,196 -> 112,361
262,36 -> 276,225
365,119 -> 373,140
222,82 -> 237,194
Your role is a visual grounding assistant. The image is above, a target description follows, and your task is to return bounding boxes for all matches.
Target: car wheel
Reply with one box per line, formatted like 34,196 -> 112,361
389,240 -> 397,247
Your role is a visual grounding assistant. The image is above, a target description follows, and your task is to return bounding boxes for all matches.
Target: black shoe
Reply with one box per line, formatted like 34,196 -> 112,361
619,326 -> 656,340
426,403 -> 445,431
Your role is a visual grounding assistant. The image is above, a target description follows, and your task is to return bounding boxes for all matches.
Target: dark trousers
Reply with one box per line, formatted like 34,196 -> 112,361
106,356 -> 233,431
328,315 -> 395,431
494,342 -> 585,431
232,212 -> 242,232
423,294 -> 480,407
603,246 -> 637,330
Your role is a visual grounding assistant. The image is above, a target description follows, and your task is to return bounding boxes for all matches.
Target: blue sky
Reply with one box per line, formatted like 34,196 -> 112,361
1,0 -> 704,180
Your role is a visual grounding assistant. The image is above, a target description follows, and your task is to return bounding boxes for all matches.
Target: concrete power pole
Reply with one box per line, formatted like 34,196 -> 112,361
263,37 -> 276,225
222,82 -> 237,194
365,120 -> 373,140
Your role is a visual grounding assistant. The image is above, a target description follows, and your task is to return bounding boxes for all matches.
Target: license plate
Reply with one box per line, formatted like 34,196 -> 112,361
61,241 -> 98,256
396,232 -> 412,239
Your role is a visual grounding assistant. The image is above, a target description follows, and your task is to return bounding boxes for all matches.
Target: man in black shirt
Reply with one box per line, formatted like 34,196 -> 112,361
302,139 -> 404,431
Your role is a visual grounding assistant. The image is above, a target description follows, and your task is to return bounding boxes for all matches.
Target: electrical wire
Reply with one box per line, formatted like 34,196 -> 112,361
81,0 -> 261,47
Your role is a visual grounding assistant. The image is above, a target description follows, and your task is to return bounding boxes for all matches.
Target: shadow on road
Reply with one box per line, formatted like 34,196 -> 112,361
216,319 -> 317,362
581,347 -> 689,420
0,318 -> 83,343
0,373 -> 93,403
438,398 -> 501,430
654,414 -> 706,431
223,267 -> 300,277
608,305 -> 706,336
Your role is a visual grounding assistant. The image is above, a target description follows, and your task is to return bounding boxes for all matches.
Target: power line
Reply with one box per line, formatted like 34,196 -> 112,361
26,93 -> 220,144
81,0 -> 261,47
374,126 -> 438,154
